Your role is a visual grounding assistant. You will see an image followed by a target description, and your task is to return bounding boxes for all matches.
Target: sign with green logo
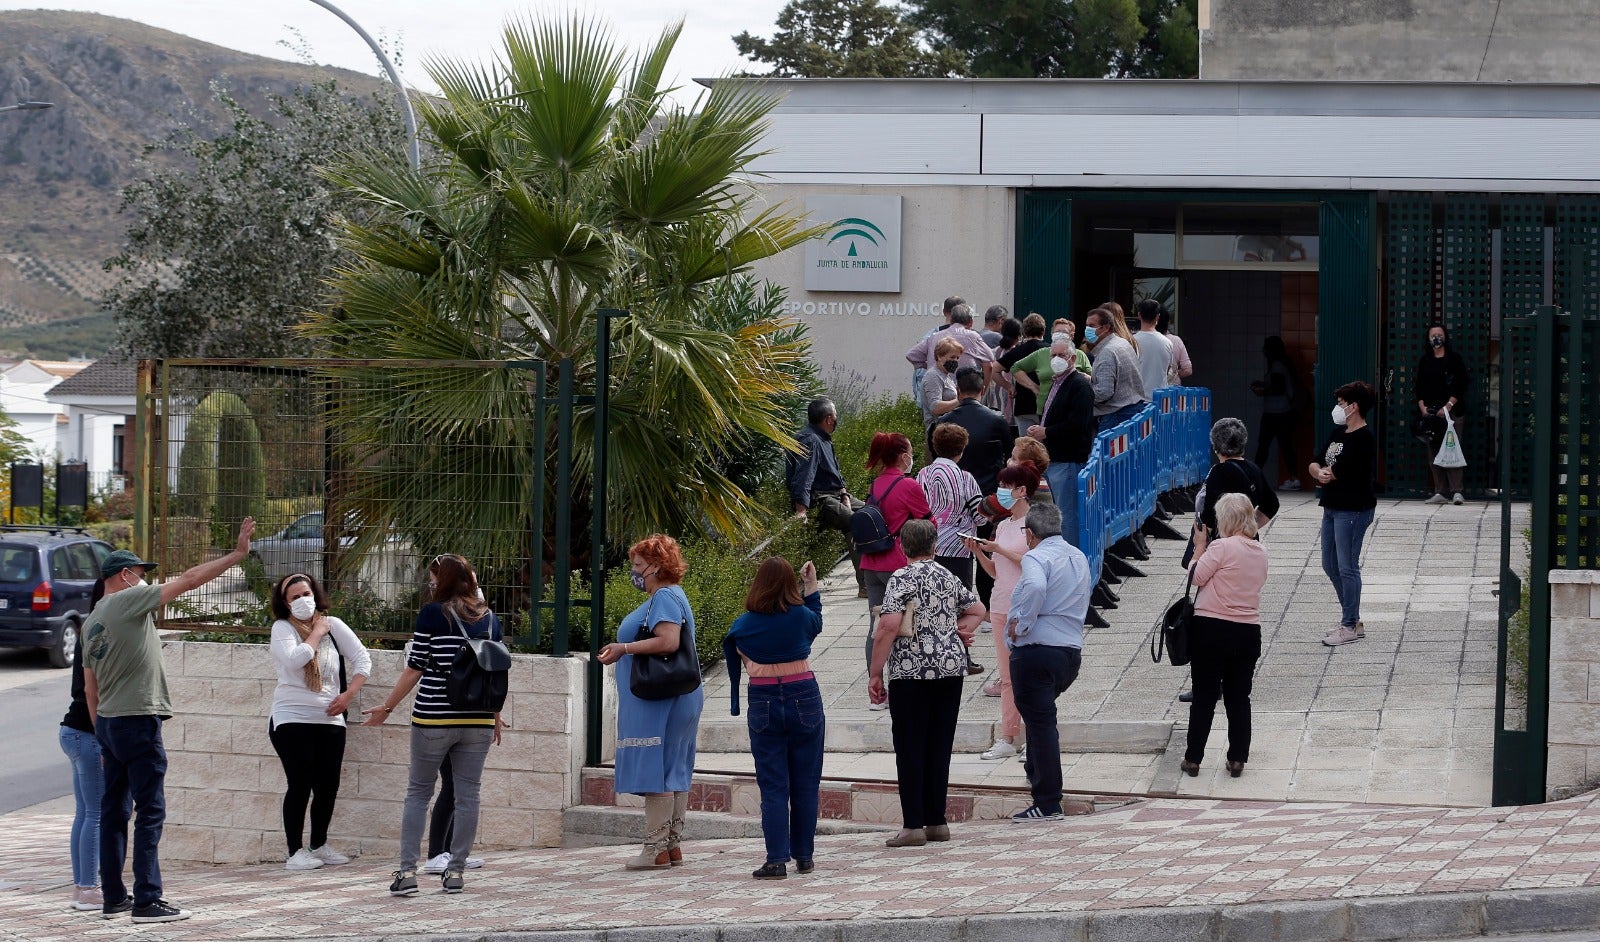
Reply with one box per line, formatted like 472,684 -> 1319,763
804,196 -> 902,293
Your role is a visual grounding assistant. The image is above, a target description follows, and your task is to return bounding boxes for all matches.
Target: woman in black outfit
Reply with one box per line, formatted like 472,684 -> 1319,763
1414,324 -> 1469,505
1200,417 -> 1281,538
1251,336 -> 1303,490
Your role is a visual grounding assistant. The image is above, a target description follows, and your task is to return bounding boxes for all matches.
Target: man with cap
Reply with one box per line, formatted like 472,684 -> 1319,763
83,518 -> 255,923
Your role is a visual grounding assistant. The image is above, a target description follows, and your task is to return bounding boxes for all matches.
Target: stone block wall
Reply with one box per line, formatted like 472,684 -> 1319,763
159,642 -> 586,865
1547,571 -> 1600,801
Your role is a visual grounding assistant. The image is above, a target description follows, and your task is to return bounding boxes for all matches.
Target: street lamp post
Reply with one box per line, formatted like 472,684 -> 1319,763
304,0 -> 420,170
0,101 -> 53,113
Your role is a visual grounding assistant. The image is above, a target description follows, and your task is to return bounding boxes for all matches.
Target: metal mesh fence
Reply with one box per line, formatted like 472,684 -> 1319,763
145,359 -> 539,640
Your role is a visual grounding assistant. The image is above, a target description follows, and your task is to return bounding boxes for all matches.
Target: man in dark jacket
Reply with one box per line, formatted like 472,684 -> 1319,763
931,367 -> 1014,495
1027,338 -> 1097,548
787,397 -> 864,595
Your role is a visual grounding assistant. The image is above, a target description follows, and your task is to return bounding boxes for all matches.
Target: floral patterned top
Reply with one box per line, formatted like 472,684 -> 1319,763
878,560 -> 978,682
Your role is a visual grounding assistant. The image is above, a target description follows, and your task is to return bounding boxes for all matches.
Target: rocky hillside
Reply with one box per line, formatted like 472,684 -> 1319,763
0,10 -> 384,358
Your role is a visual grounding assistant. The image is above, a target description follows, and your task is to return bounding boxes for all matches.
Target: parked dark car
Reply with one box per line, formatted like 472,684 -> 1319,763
0,527 -> 113,668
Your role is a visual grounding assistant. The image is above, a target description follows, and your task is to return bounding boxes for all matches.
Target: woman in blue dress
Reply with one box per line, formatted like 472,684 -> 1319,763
596,534 -> 705,870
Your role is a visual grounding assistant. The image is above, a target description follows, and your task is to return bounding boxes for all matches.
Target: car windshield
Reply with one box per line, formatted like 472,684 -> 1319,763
0,545 -> 39,583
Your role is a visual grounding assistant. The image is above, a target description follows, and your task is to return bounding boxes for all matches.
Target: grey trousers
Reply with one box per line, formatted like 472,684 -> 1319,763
399,726 -> 493,870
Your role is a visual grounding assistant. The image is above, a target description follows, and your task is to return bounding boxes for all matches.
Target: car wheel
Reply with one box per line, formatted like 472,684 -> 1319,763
48,618 -> 78,669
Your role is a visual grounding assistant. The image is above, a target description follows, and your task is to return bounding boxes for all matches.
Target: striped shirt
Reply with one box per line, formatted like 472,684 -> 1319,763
405,602 -> 502,727
917,458 -> 982,558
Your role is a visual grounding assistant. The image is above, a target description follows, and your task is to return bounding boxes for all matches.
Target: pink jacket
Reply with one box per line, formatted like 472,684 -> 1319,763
1190,535 -> 1267,624
860,470 -> 933,572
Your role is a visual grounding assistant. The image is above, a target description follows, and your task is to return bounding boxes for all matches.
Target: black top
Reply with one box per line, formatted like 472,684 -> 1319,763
1199,458 -> 1280,532
1038,371 -> 1097,464
931,399 -> 1015,494
786,422 -> 848,508
1000,338 -> 1049,415
1415,350 -> 1469,412
61,635 -> 92,733
1316,425 -> 1378,511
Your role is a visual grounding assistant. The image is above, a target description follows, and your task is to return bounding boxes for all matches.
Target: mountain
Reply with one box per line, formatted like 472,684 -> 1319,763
0,10 -> 386,359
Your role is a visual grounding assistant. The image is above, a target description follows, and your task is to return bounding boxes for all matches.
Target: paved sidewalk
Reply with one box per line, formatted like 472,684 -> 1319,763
698,494 -> 1525,805
7,788 -> 1599,941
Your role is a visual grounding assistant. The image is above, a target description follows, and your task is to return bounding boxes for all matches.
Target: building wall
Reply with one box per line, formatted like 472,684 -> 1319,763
746,185 -> 1013,398
1548,571 -> 1600,801
1202,0 -> 1600,82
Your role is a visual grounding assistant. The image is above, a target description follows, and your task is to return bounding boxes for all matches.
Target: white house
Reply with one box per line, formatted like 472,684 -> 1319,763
0,359 -> 86,460
43,356 -> 135,487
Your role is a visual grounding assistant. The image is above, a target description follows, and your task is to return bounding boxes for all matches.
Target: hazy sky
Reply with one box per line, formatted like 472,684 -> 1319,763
1,1 -> 791,98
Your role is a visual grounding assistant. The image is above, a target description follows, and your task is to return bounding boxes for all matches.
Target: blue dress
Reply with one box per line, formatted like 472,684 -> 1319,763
613,585 -> 705,794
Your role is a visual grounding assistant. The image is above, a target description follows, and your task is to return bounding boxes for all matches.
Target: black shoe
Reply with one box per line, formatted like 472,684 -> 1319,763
389,869 -> 419,897
1011,805 -> 1064,822
442,868 -> 464,894
130,900 -> 190,924
1178,689 -> 1194,703
966,659 -> 986,676
796,858 -> 815,874
752,862 -> 787,880
102,897 -> 133,920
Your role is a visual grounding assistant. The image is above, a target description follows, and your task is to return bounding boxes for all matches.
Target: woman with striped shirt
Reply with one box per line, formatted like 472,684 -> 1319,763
362,554 -> 504,897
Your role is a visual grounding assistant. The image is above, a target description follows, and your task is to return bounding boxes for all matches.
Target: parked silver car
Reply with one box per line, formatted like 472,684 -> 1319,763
249,512 -> 421,604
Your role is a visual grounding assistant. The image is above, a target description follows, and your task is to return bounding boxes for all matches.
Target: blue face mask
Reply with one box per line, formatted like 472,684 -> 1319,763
996,488 -> 1017,509
1083,326 -> 1099,344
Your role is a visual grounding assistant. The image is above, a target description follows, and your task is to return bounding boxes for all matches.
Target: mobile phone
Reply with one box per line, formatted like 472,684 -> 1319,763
957,532 -> 978,541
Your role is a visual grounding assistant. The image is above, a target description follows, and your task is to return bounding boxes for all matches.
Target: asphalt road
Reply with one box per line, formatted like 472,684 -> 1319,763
0,647 -> 72,814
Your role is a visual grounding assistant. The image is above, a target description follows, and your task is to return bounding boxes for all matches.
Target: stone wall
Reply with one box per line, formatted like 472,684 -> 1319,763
159,641 -> 587,865
1548,571 -> 1600,801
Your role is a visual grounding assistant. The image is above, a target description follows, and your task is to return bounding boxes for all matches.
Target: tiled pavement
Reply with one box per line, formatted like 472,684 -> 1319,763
698,494 -> 1527,805
6,788 -> 1599,940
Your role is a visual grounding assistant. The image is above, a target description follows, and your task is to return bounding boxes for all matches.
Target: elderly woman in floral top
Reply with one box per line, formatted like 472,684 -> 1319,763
868,519 -> 987,849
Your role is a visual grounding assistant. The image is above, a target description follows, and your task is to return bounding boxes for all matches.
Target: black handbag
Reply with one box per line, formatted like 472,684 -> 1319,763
1152,568 -> 1194,667
628,595 -> 702,701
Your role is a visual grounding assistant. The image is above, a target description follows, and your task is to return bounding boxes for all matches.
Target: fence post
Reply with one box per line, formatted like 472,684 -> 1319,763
587,310 -> 625,766
553,359 -> 575,657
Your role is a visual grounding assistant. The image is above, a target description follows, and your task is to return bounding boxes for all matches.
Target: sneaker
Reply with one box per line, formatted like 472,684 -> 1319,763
421,852 -> 452,874
1011,805 -> 1065,822
130,900 -> 190,924
868,700 -> 890,711
70,887 -> 101,912
982,682 -> 1002,697
1322,626 -> 1361,646
389,869 -> 419,897
1354,621 -> 1366,639
979,622 -> 992,633
101,897 -> 133,919
442,869 -> 464,894
285,848 -> 325,871
1279,479 -> 1302,491
1452,492 -> 1465,505
309,845 -> 350,866
981,740 -> 1017,760
1424,493 -> 1448,505
463,855 -> 483,869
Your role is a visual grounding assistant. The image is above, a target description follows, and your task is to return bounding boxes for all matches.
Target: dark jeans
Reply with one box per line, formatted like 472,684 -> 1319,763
934,555 -> 974,589
1009,644 -> 1082,812
746,677 -> 826,864
1255,410 -> 1298,482
888,676 -> 964,829
1185,616 -> 1262,765
97,714 -> 167,907
813,491 -> 865,588
973,520 -> 996,609
268,721 -> 347,854
863,569 -> 894,669
1097,401 -> 1144,431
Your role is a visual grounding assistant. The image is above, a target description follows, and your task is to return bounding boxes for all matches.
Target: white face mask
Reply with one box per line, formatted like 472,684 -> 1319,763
1331,404 -> 1349,426
1049,356 -> 1070,373
289,596 -> 317,620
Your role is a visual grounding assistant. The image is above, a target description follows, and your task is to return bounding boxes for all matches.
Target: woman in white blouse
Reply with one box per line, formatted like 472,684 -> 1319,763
268,572 -> 371,871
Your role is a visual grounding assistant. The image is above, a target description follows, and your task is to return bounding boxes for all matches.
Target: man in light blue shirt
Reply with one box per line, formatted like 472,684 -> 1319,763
1005,502 -> 1091,821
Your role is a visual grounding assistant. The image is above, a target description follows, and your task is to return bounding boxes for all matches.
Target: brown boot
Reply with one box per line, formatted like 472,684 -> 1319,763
666,791 -> 688,866
624,795 -> 673,870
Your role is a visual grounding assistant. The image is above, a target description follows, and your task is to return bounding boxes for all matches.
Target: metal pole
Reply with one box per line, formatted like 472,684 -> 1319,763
553,359 -> 574,657
530,361 -> 546,649
0,101 -> 53,113
587,310 -> 625,766
1526,304 -> 1557,804
303,0 -> 420,170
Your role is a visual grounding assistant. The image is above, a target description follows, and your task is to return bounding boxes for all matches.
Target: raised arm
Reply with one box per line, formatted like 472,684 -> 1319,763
160,517 -> 255,606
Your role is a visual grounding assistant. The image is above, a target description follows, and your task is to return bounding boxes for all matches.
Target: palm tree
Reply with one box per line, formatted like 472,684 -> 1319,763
302,16 -> 820,586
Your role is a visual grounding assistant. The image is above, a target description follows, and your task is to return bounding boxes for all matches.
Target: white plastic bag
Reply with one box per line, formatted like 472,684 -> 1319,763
1434,409 -> 1468,468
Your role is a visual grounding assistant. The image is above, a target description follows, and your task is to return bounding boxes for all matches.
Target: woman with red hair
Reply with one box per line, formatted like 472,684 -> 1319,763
859,432 -> 932,709
596,535 -> 705,870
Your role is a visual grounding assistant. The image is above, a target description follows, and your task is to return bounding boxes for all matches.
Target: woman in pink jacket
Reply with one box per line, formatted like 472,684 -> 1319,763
1181,492 -> 1268,779
859,432 -> 933,708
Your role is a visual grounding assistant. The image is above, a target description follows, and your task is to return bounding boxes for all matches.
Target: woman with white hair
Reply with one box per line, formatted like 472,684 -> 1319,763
1181,492 -> 1269,779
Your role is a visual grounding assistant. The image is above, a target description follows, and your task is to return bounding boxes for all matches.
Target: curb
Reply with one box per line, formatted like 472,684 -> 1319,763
694,718 -> 1172,755
349,887 -> 1600,942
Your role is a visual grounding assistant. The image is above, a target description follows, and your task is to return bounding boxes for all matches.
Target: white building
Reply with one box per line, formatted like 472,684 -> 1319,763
0,359 -> 86,460
44,356 -> 135,487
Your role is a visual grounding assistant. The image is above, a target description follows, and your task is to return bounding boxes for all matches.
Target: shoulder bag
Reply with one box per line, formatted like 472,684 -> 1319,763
629,592 -> 702,701
1151,567 -> 1193,667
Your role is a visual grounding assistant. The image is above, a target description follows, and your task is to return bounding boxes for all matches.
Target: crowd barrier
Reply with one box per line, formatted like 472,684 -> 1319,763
1074,388 -> 1212,586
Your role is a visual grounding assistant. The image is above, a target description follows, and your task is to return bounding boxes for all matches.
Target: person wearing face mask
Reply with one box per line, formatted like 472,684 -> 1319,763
1026,336 -> 1096,547
1414,323 -> 1470,505
267,573 -> 371,872
919,336 -> 965,430
1309,381 -> 1379,647
1083,305 -> 1147,430
967,462 -> 1042,760
858,432 -> 934,709
1010,320 -> 1093,434
82,519 -> 256,923
1000,314 -> 1050,435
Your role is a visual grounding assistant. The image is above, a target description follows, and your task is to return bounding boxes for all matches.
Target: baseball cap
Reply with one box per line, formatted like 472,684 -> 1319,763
100,549 -> 158,578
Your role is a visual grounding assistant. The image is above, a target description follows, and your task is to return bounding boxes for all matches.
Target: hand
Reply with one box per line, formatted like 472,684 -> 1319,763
597,643 -> 626,665
1316,468 -> 1334,485
800,561 -> 818,594
793,508 -> 808,521
359,704 -> 391,727
326,690 -> 354,717
1419,402 -> 1430,416
234,517 -> 256,555
1006,617 -> 1018,643
1026,425 -> 1046,441
493,714 -> 507,746
867,675 -> 887,705
957,624 -> 976,645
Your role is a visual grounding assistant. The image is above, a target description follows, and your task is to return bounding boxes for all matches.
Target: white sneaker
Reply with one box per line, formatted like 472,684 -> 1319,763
1424,493 -> 1448,505
981,740 -> 1017,760
309,845 -> 349,866
868,700 -> 890,711
421,852 -> 452,874
285,848 -> 325,871
463,855 -> 484,870
1452,492 -> 1465,505
1279,479 -> 1302,491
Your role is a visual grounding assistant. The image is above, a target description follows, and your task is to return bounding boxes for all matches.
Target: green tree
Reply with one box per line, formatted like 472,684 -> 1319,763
104,80 -> 408,357
734,0 -> 965,78
303,16 -> 821,564
907,0 -> 1196,78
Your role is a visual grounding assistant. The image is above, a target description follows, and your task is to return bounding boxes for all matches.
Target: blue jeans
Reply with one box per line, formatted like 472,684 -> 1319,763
400,726 -> 494,871
1320,508 -> 1375,627
1009,645 -> 1081,812
1045,461 -> 1083,547
59,726 -> 106,888
1096,401 -> 1144,431
97,715 -> 167,906
745,677 -> 826,864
